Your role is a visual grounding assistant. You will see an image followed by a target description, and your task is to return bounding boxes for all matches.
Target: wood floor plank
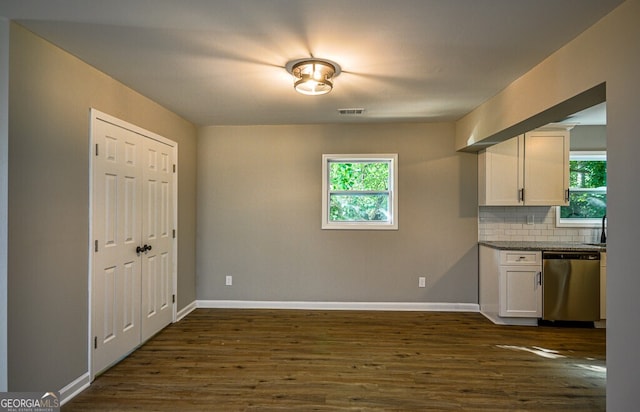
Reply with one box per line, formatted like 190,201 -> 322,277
63,309 -> 606,411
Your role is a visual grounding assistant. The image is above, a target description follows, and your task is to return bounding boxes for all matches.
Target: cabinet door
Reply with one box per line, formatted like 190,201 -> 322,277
523,131 -> 569,206
499,265 -> 542,317
479,136 -> 524,205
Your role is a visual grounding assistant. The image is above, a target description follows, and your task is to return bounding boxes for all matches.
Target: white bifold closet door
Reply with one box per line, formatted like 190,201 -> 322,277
91,115 -> 174,377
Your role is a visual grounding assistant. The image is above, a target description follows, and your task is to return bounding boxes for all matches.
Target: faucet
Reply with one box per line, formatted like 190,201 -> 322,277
600,214 -> 607,244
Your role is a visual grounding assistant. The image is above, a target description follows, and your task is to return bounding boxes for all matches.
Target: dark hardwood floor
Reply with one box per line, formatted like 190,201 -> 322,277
64,309 -> 606,411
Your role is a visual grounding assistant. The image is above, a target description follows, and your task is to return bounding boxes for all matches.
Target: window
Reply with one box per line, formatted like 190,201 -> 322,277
556,151 -> 606,227
322,154 -> 398,230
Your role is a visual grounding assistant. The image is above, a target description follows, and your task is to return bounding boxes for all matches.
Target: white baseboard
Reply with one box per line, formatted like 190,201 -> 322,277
59,371 -> 90,406
176,300 -> 197,321
196,300 -> 479,312
480,311 -> 539,326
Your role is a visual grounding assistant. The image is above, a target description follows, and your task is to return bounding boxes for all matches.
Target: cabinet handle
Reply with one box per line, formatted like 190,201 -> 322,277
519,188 -> 525,203
565,188 -> 570,202
537,272 -> 542,285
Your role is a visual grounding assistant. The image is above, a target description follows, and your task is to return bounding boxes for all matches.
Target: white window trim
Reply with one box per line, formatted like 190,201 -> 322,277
556,151 -> 606,228
322,154 -> 398,230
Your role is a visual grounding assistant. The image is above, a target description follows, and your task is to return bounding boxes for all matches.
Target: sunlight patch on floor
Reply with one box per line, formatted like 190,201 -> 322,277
575,364 -> 607,374
496,345 -> 566,359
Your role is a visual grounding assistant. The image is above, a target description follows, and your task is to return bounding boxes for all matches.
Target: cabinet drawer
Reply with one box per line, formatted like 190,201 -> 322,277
500,250 -> 540,265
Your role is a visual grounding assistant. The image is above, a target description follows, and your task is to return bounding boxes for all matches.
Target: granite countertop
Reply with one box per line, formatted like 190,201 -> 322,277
479,241 -> 606,252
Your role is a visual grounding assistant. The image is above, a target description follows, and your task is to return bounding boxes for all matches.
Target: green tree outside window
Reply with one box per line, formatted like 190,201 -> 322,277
329,161 -> 391,222
560,157 -> 607,220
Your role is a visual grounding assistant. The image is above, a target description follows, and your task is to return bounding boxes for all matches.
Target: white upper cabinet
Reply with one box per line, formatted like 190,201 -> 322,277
523,131 -> 570,206
478,135 -> 524,206
479,130 -> 570,206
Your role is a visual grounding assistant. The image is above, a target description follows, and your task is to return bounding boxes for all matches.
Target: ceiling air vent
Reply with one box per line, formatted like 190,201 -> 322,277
338,108 -> 365,115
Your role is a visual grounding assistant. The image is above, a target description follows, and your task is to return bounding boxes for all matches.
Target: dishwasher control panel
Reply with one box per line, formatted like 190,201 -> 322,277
542,251 -> 600,260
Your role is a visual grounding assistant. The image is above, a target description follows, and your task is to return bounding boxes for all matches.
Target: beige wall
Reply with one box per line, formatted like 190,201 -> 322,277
197,123 -> 478,304
456,0 -> 640,409
8,23 -> 197,392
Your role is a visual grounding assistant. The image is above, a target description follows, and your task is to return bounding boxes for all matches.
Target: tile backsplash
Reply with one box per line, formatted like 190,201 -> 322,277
479,206 -> 603,243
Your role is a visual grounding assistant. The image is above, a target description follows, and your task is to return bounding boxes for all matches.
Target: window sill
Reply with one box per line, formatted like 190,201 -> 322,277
322,222 -> 398,230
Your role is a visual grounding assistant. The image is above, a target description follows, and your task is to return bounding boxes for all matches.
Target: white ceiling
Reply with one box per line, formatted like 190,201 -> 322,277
1,0 -> 621,126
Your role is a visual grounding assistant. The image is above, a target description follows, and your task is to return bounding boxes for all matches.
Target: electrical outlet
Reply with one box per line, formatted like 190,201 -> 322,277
418,276 -> 426,288
225,275 -> 233,286
527,215 -> 535,225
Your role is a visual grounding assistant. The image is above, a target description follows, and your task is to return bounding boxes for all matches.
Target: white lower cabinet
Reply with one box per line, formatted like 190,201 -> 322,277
480,246 -> 542,325
499,265 -> 542,317
498,250 -> 542,317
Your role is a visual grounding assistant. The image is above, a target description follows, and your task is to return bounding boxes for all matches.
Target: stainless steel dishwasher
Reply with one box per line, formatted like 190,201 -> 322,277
542,251 -> 600,321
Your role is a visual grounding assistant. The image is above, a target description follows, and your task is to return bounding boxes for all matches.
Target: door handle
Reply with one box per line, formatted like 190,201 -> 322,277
136,244 -> 152,255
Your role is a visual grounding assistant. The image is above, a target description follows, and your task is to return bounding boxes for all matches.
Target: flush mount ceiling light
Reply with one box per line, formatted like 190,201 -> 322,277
286,58 -> 341,96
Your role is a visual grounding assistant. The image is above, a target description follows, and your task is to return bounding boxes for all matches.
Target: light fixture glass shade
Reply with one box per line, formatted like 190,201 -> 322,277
290,59 -> 337,95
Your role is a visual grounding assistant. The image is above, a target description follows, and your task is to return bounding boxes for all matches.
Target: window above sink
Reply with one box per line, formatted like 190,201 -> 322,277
556,151 -> 606,228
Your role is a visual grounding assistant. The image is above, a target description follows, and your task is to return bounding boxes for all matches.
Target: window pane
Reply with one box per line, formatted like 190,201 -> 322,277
329,162 -> 389,191
569,160 -> 606,188
322,154 -> 397,230
560,190 -> 607,219
560,157 -> 607,222
329,194 -> 389,222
